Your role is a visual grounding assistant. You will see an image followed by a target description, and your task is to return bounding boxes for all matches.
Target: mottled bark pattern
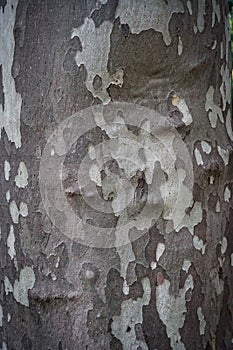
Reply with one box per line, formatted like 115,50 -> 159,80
0,0 -> 232,349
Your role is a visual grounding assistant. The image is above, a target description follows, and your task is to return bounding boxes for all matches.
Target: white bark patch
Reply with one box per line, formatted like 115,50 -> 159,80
15,162 -> 28,188
72,19 -> 124,104
182,259 -> 191,273
5,190 -> 10,203
89,163 -> 102,187
7,225 -> 15,260
9,201 -> 19,223
4,277 -> 13,295
0,305 -> 3,327
0,0 -> 22,148
13,267 -> 35,307
197,0 -> 206,32
156,275 -> 194,350
178,36 -> 183,56
1,342 -> 7,350
150,261 -> 157,270
19,202 -> 28,216
161,167 -> 193,231
94,111 -> 128,139
7,314 -> 11,323
194,148 -> 203,166
50,147 -> 55,156
211,0 -> 221,27
116,0 -> 184,46
197,306 -> 206,335
193,235 -> 206,255
116,235 -> 136,295
88,144 -> 96,160
156,242 -> 165,262
220,64 -> 231,111
205,85 -> 224,128
226,109 -> 233,141
215,200 -> 220,213
4,160 -> 10,181
187,0 -> 192,15
209,175 -> 215,185
9,201 -> 28,223
231,253 -> 233,267
217,146 -> 229,166
201,141 -> 211,154
111,277 -> 151,350
174,98 -> 193,126
224,186 -> 231,202
220,237 -> 227,255
211,39 -> 217,50
175,201 -> 202,235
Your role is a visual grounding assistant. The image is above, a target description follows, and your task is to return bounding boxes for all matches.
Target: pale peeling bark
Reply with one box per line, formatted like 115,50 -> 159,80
0,0 -> 232,349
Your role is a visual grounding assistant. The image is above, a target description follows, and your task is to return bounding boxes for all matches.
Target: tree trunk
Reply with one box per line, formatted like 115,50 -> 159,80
0,0 -> 232,349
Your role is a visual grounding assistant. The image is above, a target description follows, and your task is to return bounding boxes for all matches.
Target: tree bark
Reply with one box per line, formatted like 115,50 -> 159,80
0,0 -> 232,349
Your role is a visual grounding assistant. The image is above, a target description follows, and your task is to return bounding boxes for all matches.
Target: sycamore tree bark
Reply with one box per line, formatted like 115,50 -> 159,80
0,0 -> 232,349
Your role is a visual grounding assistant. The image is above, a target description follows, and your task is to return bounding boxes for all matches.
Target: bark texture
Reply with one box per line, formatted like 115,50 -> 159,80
0,0 -> 232,349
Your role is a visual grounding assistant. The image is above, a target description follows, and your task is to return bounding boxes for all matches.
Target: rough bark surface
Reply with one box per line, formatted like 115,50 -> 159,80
0,0 -> 232,349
